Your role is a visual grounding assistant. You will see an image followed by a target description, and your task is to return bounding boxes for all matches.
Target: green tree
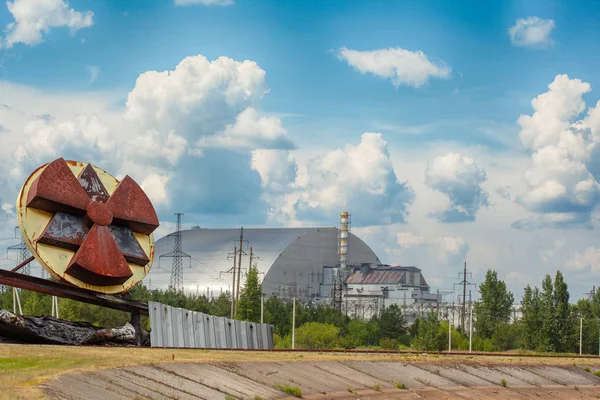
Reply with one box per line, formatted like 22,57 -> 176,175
236,264 -> 262,322
343,319 -> 380,348
474,270 -> 514,339
552,271 -> 575,353
520,284 -> 542,350
377,304 -> 408,345
411,310 -> 444,351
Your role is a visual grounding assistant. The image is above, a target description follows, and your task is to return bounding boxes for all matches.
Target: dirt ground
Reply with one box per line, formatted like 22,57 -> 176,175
3,345 -> 600,399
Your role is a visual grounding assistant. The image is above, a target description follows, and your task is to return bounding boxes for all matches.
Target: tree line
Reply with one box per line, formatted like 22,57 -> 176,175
1,265 -> 599,354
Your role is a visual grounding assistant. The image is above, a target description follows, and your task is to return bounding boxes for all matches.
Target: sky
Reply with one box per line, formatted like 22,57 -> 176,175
1,0 -> 600,302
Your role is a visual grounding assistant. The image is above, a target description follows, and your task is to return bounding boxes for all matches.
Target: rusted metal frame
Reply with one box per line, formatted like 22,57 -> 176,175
0,269 -> 148,316
10,256 -> 35,273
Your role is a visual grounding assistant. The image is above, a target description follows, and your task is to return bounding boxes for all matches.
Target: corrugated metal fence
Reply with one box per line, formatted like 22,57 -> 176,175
148,301 -> 274,349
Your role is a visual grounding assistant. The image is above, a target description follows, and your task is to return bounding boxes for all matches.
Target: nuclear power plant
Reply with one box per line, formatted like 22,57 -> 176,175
146,211 -> 449,322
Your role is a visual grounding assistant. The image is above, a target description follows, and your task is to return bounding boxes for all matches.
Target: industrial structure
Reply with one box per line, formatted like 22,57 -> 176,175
148,212 -> 454,323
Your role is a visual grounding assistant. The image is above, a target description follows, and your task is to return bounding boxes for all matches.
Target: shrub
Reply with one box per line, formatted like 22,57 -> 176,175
500,379 -> 507,388
275,384 -> 302,398
380,337 -> 399,350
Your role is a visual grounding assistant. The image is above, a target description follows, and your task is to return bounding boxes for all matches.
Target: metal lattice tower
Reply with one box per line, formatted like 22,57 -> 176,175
159,213 -> 190,293
8,236 -> 31,275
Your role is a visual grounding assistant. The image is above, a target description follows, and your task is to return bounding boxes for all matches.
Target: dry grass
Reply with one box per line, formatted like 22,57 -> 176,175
2,345 -> 600,400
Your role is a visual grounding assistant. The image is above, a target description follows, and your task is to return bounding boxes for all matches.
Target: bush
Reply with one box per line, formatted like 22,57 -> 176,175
280,322 -> 340,350
379,337 -> 399,350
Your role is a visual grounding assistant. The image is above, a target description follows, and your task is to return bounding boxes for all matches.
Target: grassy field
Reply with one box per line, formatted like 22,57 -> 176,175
2,345 -> 600,400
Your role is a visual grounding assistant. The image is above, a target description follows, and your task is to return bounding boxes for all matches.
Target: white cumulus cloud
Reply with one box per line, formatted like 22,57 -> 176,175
425,152 -> 489,222
285,133 -> 415,226
509,17 -> 555,48
513,74 -> 600,229
4,0 -> 94,48
337,47 -> 451,88
396,231 -> 425,249
433,236 -> 470,266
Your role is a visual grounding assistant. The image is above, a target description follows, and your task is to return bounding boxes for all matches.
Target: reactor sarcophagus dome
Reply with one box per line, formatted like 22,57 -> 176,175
16,158 -> 159,294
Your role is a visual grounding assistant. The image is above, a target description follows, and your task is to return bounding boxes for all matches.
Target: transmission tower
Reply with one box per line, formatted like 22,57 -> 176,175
159,213 -> 191,293
453,261 -> 475,332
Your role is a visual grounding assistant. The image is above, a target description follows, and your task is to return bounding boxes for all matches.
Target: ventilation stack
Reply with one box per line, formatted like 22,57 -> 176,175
337,211 -> 350,269
331,211 -> 350,311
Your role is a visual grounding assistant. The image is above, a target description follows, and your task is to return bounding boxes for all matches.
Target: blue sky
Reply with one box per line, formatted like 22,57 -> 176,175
2,0 -> 600,300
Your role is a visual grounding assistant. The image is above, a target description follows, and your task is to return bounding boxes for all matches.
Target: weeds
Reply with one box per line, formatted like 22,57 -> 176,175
225,396 -> 235,400
595,370 -> 600,377
253,396 -> 264,400
500,379 -> 508,388
395,382 -> 406,389
275,384 -> 302,398
585,367 -> 591,372
373,383 -> 381,391
347,387 -> 357,394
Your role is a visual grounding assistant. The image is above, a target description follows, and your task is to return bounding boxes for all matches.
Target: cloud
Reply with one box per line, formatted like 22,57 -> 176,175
251,149 -> 297,194
514,74 -> 600,229
1,203 -> 15,216
123,55 -> 283,150
396,231 -> 425,249
284,133 -> 415,227
0,53 -> 292,222
198,107 -> 295,150
509,17 -> 555,48
4,0 -> 94,48
86,65 -> 101,85
433,236 -> 470,266
425,152 -> 489,222
567,247 -> 600,273
173,0 -> 233,6
337,47 -> 451,88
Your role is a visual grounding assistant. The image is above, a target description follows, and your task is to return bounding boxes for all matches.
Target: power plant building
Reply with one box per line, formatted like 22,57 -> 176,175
148,213 -> 440,320
146,227 -> 381,298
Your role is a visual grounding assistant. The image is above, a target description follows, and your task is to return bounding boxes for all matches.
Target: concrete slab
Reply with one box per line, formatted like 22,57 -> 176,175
123,365 -> 221,399
531,366 -> 598,386
344,361 -> 427,388
460,364 -> 531,387
93,369 -> 175,400
312,361 -> 392,390
106,369 -> 195,399
160,362 -> 282,399
43,374 -> 133,400
493,365 -> 556,386
418,363 -> 491,387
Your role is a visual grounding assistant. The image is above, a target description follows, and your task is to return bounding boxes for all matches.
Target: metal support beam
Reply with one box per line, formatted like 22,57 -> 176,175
11,256 -> 34,273
0,269 -> 148,316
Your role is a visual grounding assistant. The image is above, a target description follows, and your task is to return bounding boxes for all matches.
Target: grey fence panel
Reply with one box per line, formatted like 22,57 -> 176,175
163,304 -> 174,348
234,320 -> 243,348
193,312 -> 206,348
206,314 -> 217,349
173,308 -> 186,348
182,310 -> 195,348
148,302 -> 274,349
249,323 -> 259,349
240,321 -> 249,349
